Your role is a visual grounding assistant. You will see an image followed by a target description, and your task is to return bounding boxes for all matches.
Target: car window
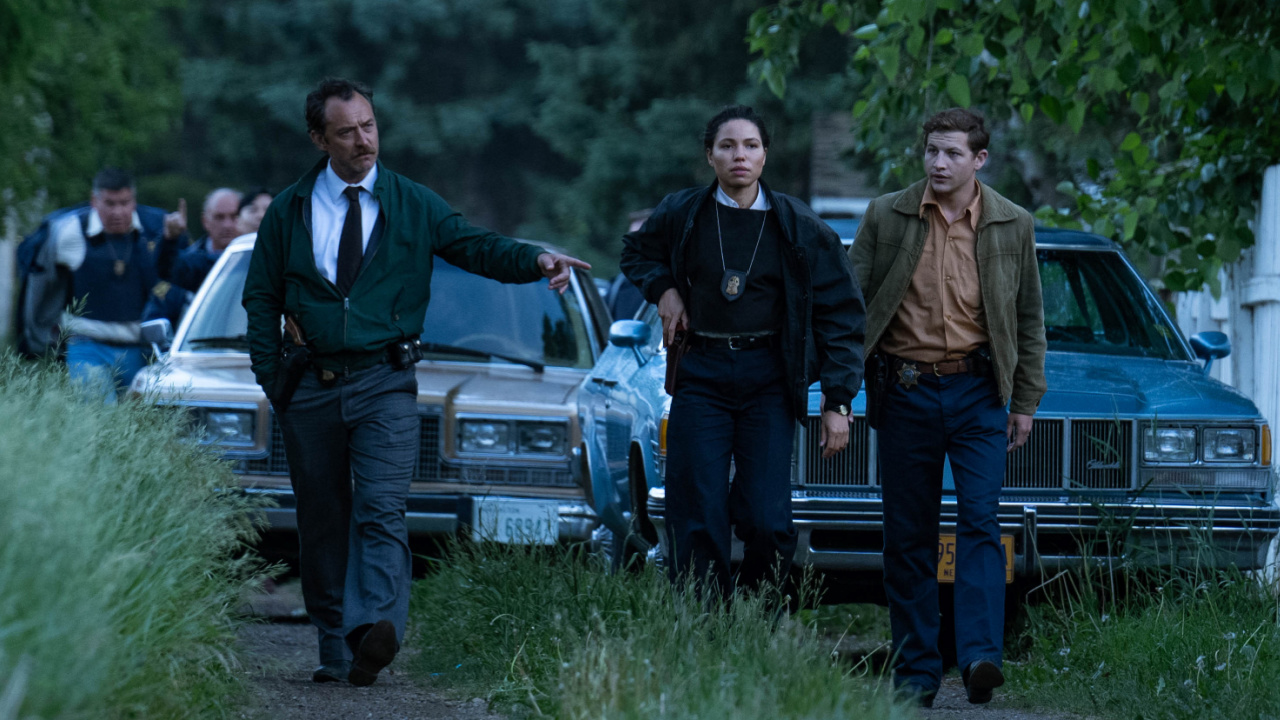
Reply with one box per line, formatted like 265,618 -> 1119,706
1039,249 -> 1190,360
421,260 -> 594,369
181,249 -> 251,352
180,251 -> 594,368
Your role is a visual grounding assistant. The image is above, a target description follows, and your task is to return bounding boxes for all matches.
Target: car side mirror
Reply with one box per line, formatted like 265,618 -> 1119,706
609,320 -> 651,348
609,320 -> 652,365
1189,331 -> 1230,375
141,318 -> 173,355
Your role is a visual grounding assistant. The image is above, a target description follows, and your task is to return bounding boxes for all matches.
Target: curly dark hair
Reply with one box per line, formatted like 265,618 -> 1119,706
703,105 -> 771,150
305,78 -> 375,136
921,107 -> 989,153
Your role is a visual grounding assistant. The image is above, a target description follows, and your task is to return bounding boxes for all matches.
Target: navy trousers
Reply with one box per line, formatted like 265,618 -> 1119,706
664,345 -> 798,599
277,363 -> 420,665
879,371 -> 1008,693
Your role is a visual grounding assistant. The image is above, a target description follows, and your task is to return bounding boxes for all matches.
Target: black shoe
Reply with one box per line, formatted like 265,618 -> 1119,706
311,661 -> 350,683
348,620 -> 399,687
962,659 -> 1005,704
898,684 -> 936,708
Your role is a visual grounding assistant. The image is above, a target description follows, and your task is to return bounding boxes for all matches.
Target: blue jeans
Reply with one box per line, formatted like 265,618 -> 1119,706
879,371 -> 1008,693
65,337 -> 147,403
664,345 -> 798,599
276,363 -> 420,665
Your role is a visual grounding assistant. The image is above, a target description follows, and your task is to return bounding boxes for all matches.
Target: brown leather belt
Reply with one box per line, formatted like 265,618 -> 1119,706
884,351 -> 991,389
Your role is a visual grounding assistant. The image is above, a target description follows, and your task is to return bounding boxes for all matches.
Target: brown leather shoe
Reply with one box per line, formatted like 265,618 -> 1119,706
348,620 -> 399,687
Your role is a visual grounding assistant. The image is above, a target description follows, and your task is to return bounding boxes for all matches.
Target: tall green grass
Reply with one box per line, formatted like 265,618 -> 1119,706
0,355 -> 261,719
1012,563 -> 1280,719
410,544 -> 912,719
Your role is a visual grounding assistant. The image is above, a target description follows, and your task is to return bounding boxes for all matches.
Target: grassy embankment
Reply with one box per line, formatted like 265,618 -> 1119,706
1012,546 -> 1280,718
410,543 -> 912,719
0,355 -> 262,719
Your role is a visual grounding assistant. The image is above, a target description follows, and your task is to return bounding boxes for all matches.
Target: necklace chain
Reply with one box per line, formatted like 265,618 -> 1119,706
714,201 -> 769,277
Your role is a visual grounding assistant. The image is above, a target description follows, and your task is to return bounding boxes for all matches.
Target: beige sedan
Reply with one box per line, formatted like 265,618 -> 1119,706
132,234 -> 611,546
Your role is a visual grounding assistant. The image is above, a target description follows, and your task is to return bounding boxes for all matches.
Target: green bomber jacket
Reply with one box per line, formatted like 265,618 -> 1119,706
242,158 -> 545,390
848,179 -> 1047,415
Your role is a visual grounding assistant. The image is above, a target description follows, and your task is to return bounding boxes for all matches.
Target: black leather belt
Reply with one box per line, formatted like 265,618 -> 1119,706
687,333 -> 780,351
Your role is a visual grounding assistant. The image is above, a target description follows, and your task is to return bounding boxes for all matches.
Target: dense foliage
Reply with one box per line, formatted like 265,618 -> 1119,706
144,0 -> 849,272
750,0 -> 1280,293
1,0 -> 182,215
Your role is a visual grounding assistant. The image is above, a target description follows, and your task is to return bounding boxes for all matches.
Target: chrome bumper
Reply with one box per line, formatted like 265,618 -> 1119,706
247,488 -> 599,543
646,487 -> 1280,574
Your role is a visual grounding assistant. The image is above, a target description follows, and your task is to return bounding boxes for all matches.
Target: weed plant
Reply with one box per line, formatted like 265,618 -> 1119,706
0,355 -> 262,719
410,542 -> 911,720
1012,556 -> 1280,718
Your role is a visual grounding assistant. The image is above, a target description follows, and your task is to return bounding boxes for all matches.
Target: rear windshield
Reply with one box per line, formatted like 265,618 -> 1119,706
1038,249 -> 1190,361
180,250 -> 594,369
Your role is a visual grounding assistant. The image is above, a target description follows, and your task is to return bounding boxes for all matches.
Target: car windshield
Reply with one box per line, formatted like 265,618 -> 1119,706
823,217 -> 861,240
1039,249 -> 1190,360
180,249 -> 594,369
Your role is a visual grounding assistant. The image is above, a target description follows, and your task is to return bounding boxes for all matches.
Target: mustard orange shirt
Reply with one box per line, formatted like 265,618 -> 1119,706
878,181 -> 988,363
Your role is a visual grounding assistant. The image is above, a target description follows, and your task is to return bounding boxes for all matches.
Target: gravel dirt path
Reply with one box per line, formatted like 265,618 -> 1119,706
236,580 -> 500,720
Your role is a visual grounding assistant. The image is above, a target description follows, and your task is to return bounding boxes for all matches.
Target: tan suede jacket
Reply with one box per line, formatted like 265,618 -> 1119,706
849,179 -> 1047,415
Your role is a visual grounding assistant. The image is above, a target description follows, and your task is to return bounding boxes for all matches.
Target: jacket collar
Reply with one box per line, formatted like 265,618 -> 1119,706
694,179 -> 796,246
892,178 -> 1019,228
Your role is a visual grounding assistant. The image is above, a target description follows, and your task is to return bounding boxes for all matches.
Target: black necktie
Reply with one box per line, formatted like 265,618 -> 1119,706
336,186 -> 363,295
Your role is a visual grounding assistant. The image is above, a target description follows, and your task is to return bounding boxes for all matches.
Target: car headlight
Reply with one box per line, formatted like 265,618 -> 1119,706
189,409 -> 255,447
1142,427 -> 1196,463
1203,428 -> 1256,463
460,421 -> 511,454
517,422 -> 566,454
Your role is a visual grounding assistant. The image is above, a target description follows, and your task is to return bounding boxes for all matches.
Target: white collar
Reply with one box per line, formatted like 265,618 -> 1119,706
715,184 -> 770,211
85,209 -> 143,236
321,160 -> 378,203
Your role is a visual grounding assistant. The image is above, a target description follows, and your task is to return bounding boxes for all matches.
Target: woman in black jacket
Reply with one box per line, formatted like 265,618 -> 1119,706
620,105 -> 866,599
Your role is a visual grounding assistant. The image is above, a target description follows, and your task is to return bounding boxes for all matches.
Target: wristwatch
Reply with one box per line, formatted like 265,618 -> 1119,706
833,404 -> 850,417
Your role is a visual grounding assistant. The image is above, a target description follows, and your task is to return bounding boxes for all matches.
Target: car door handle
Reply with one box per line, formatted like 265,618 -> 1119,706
590,377 -> 619,387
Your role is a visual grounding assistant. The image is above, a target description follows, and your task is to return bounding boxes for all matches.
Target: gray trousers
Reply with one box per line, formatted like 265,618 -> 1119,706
277,362 -> 419,664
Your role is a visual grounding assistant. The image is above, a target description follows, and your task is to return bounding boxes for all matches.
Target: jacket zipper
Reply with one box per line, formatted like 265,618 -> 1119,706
343,297 -> 349,347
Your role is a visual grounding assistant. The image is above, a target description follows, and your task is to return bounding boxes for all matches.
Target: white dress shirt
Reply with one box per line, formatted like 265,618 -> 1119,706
311,161 -> 381,284
715,184 -> 771,211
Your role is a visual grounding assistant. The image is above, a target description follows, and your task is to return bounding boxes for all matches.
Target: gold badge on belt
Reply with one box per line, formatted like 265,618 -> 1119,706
897,361 -> 921,389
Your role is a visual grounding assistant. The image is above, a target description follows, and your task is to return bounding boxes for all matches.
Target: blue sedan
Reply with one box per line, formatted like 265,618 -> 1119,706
576,229 -> 1280,582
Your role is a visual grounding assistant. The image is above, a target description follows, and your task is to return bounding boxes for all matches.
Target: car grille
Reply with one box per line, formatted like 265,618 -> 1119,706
798,416 -> 872,487
795,417 -> 1134,491
237,411 -> 574,488
1004,419 -> 1065,488
1069,419 -> 1133,490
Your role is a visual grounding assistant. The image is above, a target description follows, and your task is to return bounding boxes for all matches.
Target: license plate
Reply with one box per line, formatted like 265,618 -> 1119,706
473,498 -> 559,545
937,534 -> 1015,584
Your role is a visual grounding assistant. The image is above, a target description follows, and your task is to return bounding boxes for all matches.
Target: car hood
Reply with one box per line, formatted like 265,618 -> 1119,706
799,352 -> 1259,420
1037,352 -> 1260,419
134,353 -> 583,413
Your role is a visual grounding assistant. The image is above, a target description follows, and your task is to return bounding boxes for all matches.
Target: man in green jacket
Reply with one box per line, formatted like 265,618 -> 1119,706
849,108 -> 1046,707
242,78 -> 588,687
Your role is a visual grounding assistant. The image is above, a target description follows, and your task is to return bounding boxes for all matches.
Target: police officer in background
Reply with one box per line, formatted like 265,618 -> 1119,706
48,168 -> 179,400
850,108 -> 1046,707
621,105 -> 865,600
172,188 -> 243,292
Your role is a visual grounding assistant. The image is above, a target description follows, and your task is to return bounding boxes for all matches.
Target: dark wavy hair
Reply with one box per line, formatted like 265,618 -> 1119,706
703,105 -> 771,150
305,78 -> 375,136
921,108 -> 989,153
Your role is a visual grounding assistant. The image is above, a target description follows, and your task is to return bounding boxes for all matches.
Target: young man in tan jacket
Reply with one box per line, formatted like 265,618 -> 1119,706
849,108 -> 1046,707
